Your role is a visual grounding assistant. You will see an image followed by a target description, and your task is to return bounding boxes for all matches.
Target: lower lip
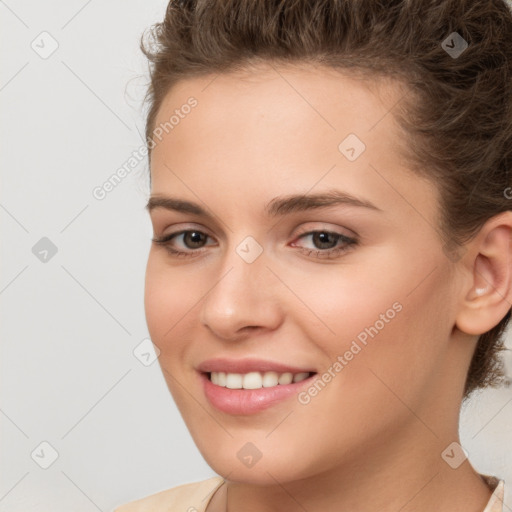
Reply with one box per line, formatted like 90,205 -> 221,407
199,372 -> 317,415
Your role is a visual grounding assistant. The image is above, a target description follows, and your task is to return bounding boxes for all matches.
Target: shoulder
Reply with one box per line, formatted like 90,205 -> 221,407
113,476 -> 225,512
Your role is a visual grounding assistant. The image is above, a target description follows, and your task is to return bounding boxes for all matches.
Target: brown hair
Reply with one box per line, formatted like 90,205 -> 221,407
140,0 -> 512,400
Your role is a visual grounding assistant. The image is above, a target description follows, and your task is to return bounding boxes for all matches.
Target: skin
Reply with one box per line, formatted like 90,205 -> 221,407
144,61 -> 512,512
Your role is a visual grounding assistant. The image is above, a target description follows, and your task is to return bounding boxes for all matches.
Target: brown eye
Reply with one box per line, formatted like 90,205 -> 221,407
151,229 -> 215,257
291,230 -> 358,259
181,231 -> 208,249
309,231 -> 340,250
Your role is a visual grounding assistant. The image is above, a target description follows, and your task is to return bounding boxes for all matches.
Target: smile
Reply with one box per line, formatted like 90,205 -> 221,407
208,370 -> 314,389
199,370 -> 318,415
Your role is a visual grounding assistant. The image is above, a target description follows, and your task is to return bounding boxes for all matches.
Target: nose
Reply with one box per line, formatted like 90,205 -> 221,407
199,248 -> 283,341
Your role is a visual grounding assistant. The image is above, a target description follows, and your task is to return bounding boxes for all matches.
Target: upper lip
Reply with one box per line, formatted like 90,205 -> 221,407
197,358 -> 316,374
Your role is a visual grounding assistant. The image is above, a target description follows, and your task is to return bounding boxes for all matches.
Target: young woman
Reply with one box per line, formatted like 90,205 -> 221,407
115,0 -> 512,510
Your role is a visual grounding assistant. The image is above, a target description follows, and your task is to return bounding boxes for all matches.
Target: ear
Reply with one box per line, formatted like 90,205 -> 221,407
455,211 -> 512,336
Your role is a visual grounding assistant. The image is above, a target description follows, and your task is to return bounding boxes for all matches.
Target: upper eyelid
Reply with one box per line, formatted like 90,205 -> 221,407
159,225 -> 353,236
158,225 -> 218,243
156,220 -> 357,237
160,226 -> 357,247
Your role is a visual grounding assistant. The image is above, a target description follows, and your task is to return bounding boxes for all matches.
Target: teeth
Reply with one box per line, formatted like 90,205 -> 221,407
293,372 -> 310,383
278,373 -> 293,385
244,371 -> 264,389
262,371 -> 279,387
225,373 -> 243,389
208,371 -> 312,389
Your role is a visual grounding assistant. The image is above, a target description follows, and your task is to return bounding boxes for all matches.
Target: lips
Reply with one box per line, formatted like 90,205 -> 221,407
196,357 -> 318,414
197,357 -> 316,374
199,371 -> 317,415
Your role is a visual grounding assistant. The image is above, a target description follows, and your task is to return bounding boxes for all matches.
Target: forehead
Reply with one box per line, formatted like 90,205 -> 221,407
149,61 -> 438,227
153,61 -> 407,139
151,62 -> 406,171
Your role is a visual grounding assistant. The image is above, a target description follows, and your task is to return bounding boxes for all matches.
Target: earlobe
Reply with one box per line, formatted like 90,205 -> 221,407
455,213 -> 512,336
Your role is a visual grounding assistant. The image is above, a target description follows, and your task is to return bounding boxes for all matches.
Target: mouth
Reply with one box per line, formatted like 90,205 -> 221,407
198,370 -> 318,415
204,370 -> 317,389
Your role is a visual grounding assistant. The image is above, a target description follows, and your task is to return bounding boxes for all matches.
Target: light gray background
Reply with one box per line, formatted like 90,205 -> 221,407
1,1 -> 512,511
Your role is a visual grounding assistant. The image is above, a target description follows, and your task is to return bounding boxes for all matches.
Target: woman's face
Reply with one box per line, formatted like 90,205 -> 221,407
144,63 -> 469,483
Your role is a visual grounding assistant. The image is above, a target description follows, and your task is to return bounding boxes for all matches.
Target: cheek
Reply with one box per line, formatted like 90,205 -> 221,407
144,262 -> 168,339
144,255 -> 195,348
294,257 -> 406,351
300,256 -> 453,404
144,257 -> 201,409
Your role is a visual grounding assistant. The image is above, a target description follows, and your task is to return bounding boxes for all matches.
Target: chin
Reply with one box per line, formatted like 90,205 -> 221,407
197,444 -> 316,485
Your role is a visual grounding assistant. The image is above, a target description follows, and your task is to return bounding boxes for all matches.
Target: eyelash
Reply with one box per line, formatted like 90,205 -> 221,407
151,228 -> 358,260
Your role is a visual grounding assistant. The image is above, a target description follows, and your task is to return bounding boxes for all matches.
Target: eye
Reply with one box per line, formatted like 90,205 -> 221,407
152,230 -> 214,257
151,228 -> 358,260
291,229 -> 358,259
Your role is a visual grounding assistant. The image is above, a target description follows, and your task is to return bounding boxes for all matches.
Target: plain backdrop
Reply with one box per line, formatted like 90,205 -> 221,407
1,1 -> 511,511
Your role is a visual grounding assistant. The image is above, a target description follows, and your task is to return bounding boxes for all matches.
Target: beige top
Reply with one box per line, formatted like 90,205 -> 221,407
113,474 -> 505,512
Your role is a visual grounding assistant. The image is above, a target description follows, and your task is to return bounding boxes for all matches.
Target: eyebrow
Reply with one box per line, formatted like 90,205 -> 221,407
145,189 -> 382,217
